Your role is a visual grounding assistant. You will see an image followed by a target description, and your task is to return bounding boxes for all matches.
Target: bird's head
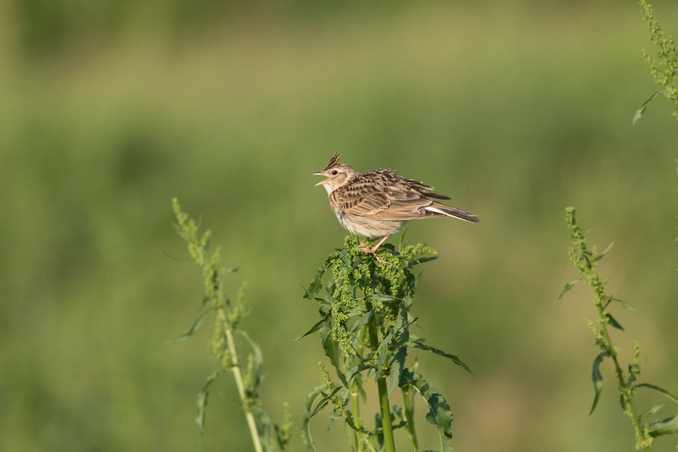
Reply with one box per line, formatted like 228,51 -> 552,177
312,153 -> 356,194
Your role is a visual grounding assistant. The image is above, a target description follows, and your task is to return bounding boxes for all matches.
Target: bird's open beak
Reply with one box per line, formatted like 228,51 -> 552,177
312,172 -> 328,186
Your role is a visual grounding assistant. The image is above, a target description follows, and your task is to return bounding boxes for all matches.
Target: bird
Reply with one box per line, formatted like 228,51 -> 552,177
312,153 -> 479,263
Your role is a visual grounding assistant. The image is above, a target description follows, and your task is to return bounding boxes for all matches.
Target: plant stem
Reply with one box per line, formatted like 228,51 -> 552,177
376,378 -> 395,451
597,309 -> 651,452
221,310 -> 264,452
366,302 -> 396,452
351,385 -> 364,452
402,386 -> 419,450
567,208 -> 651,451
351,326 -> 368,452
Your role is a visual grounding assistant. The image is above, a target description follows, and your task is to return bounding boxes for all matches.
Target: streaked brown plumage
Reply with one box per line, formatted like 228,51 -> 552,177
312,153 -> 478,262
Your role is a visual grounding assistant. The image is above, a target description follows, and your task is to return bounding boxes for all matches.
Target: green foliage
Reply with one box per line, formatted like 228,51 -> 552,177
170,199 -> 290,452
301,235 -> 470,451
564,207 -> 678,451
635,0 -> 678,123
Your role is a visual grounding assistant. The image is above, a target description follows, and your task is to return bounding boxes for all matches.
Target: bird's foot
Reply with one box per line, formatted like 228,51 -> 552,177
360,246 -> 390,264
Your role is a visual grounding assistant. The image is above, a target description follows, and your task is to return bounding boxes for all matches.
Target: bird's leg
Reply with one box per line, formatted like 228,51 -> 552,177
370,235 -> 390,253
360,235 -> 390,264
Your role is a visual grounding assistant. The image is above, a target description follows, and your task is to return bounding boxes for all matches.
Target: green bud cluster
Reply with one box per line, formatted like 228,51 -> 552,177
212,315 -> 225,357
323,234 -> 436,357
640,0 -> 678,119
243,354 -> 262,413
277,403 -> 293,449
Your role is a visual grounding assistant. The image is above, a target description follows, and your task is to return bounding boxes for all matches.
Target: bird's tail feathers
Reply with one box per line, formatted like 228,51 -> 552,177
424,192 -> 452,200
425,204 -> 479,223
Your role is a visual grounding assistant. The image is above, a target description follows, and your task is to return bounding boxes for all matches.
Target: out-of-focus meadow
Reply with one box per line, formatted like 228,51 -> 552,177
1,0 -> 678,451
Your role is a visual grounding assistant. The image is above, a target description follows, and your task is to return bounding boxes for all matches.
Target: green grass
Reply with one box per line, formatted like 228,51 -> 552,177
1,2 -> 678,451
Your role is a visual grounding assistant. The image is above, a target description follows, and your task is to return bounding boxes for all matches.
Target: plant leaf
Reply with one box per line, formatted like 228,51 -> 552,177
303,266 -> 327,299
339,250 -> 352,267
302,385 -> 325,452
389,346 -> 407,398
295,316 -> 330,341
239,331 -> 263,392
375,343 -> 388,381
611,298 -> 635,311
416,256 -> 439,264
376,322 -> 397,354
162,250 -> 194,264
310,386 -> 343,418
166,309 -> 211,344
320,322 -> 349,388
558,279 -> 580,299
398,225 -> 409,253
406,341 -> 472,375
349,308 -> 373,334
399,370 -> 454,452
647,414 -> 678,437
304,252 -> 337,299
633,88 -> 666,125
593,242 -> 614,261
355,373 -> 367,403
366,294 -> 398,303
301,285 -> 317,300
240,331 -> 263,364
252,407 -> 276,452
590,352 -> 607,415
605,312 -> 624,331
640,403 -> 666,419
634,383 -> 678,404
196,369 -> 225,448
388,306 -> 409,397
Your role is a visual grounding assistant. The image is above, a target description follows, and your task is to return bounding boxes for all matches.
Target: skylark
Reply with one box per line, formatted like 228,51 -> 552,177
312,153 -> 479,263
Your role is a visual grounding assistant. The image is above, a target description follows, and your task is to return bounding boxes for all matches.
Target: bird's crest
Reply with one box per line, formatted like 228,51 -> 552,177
323,153 -> 340,171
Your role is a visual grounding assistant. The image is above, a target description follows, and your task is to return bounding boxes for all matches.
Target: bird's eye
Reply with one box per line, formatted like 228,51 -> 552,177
331,170 -> 338,175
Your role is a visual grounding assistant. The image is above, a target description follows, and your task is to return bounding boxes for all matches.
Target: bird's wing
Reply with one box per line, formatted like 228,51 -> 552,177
371,169 -> 453,200
338,185 -> 434,221
334,182 -> 391,218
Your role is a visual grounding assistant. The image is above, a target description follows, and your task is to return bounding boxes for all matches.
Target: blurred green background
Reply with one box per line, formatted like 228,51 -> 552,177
1,0 -> 678,451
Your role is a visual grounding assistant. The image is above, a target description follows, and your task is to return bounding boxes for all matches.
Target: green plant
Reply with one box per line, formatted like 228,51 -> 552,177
169,198 -> 292,452
300,233 -> 471,452
561,207 -> 678,451
634,0 -> 678,124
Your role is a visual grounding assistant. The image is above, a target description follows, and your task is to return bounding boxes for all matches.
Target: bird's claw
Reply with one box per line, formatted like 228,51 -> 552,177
360,247 -> 390,264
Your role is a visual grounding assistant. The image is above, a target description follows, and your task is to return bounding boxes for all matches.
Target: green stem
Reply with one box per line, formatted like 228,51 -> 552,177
366,302 -> 396,452
351,386 -> 364,452
221,310 -> 264,452
351,327 -> 368,452
402,386 -> 419,450
597,310 -> 651,452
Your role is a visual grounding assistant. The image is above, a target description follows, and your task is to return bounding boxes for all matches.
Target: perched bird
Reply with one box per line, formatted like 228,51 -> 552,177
312,153 -> 478,263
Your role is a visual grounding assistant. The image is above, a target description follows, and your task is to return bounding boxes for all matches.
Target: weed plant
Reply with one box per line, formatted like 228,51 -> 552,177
169,199 -> 292,452
561,208 -> 678,450
634,0 -> 678,123
300,233 -> 471,452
